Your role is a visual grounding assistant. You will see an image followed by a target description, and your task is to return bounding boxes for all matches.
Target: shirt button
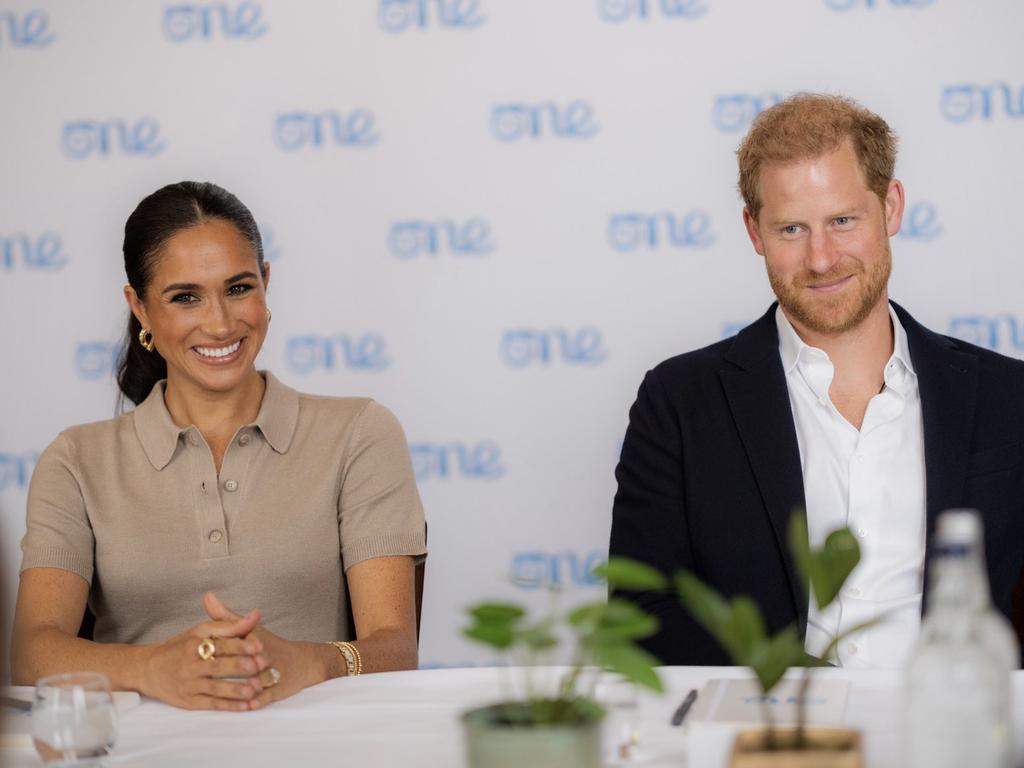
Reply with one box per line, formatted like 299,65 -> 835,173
208,529 -> 223,543
847,642 -> 858,655
224,480 -> 239,492
856,527 -> 867,539
848,587 -> 862,597
239,434 -> 251,446
188,434 -> 199,446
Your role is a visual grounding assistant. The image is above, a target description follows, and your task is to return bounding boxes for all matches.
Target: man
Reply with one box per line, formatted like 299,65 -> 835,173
610,94 -> 1024,669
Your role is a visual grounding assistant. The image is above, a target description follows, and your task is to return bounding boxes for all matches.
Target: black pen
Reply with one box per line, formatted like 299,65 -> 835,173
670,688 -> 698,726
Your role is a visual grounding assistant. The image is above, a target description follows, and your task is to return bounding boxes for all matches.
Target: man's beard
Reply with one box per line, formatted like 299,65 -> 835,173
767,243 -> 892,336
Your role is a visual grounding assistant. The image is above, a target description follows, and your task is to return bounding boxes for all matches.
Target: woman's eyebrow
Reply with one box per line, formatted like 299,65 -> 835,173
161,272 -> 258,294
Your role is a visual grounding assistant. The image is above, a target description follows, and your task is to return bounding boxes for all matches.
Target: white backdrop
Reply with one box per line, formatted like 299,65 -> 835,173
2,0 -> 1023,673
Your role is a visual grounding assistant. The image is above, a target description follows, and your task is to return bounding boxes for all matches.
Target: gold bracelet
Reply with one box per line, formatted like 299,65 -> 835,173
327,641 -> 363,676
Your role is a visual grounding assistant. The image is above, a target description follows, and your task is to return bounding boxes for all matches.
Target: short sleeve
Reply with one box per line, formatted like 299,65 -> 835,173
338,401 -> 427,570
20,432 -> 95,583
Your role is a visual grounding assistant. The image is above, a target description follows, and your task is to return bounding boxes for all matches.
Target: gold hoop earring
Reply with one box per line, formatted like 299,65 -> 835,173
138,328 -> 155,352
266,308 -> 272,323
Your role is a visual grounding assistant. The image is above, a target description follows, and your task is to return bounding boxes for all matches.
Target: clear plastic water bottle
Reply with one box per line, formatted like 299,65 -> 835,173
905,509 -> 1019,768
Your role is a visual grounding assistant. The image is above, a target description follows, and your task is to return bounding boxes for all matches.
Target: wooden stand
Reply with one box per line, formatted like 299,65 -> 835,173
729,726 -> 863,768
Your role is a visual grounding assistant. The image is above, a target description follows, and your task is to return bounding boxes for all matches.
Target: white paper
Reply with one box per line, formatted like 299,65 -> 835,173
687,677 -> 850,725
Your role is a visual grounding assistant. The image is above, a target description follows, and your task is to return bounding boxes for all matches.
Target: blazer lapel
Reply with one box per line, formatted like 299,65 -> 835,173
719,305 -> 809,633
893,303 -> 979,608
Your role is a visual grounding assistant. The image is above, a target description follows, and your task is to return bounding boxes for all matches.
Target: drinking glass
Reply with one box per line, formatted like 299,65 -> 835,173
32,672 -> 117,766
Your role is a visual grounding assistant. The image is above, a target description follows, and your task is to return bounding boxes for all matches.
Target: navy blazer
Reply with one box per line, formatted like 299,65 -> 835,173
610,302 -> 1024,666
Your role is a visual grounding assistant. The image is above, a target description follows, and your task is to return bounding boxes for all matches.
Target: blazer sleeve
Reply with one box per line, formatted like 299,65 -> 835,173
609,366 -> 726,665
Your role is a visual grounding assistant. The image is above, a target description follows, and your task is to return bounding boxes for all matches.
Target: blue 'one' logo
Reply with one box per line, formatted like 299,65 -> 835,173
285,334 -> 390,373
74,342 -> 120,381
162,3 -> 267,41
274,111 -> 378,151
896,201 -> 942,241
608,210 -> 714,251
491,101 -> 598,142
597,0 -> 707,22
0,452 -> 39,492
388,218 -> 494,259
510,550 -> 606,590
825,0 -> 933,9
62,119 -> 165,159
940,83 -> 1024,123
500,328 -> 607,367
410,441 -> 505,481
378,0 -> 484,31
948,315 -> 1024,355
742,694 -> 826,706
712,93 -> 782,132
1,232 -> 68,271
0,9 -> 54,47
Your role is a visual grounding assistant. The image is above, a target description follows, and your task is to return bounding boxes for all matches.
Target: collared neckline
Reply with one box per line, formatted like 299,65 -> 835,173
252,371 -> 300,453
885,306 -> 917,394
133,371 -> 300,470
776,303 -> 917,375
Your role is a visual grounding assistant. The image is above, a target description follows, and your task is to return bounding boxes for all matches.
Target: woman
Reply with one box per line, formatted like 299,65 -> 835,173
11,182 -> 427,710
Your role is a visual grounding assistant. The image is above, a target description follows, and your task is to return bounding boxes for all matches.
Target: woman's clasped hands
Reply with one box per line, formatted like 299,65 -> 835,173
139,592 -> 304,711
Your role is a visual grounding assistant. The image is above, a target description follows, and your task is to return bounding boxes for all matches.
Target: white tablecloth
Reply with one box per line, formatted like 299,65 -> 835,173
5,666 -> 1024,767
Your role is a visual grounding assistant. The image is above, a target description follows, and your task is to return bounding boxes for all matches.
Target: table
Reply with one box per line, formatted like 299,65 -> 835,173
5,666 -> 1024,767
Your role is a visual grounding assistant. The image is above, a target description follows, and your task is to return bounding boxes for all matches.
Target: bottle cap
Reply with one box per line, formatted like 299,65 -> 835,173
935,509 -> 982,546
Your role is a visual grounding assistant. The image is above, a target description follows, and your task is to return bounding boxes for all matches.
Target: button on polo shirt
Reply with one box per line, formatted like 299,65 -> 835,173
20,371 -> 427,647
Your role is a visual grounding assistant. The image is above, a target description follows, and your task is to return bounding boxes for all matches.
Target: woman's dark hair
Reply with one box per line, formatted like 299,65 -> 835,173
117,181 -> 264,408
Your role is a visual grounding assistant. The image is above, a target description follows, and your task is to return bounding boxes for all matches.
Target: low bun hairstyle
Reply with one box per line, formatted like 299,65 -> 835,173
117,181 -> 264,407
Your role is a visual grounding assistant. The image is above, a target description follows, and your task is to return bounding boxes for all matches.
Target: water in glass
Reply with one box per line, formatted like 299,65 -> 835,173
32,672 -> 117,766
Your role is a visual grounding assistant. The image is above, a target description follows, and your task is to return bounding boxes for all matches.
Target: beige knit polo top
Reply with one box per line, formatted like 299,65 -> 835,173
20,372 -> 427,645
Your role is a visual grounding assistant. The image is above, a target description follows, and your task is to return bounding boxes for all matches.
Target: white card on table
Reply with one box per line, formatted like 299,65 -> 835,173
687,677 -> 849,725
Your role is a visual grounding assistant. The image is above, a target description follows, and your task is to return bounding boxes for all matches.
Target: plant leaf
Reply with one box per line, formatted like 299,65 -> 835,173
519,622 -> 558,652
574,600 -> 660,644
463,624 -> 517,649
746,627 -> 806,692
567,602 -> 605,628
787,516 -> 861,610
676,572 -> 731,632
718,596 -> 766,665
594,557 -> 668,591
811,528 -> 860,608
591,643 -> 664,692
469,603 -> 526,624
788,511 -> 812,602
590,614 -> 660,644
676,573 -> 771,672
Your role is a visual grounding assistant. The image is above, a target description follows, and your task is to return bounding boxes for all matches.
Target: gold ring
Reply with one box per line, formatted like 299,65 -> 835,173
197,637 -> 217,661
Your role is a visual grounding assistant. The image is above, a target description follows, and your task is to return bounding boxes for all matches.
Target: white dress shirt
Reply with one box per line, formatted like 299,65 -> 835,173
776,304 -> 926,669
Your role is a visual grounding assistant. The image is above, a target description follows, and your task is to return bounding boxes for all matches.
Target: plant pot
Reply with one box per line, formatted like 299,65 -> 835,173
462,702 -> 604,768
729,726 -> 863,768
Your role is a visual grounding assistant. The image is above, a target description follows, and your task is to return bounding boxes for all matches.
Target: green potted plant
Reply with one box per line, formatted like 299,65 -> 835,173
461,558 -> 666,768
677,514 -> 874,767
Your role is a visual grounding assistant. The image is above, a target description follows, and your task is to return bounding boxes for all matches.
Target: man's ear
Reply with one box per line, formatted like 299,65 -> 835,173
743,207 -> 766,256
884,179 -> 905,238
